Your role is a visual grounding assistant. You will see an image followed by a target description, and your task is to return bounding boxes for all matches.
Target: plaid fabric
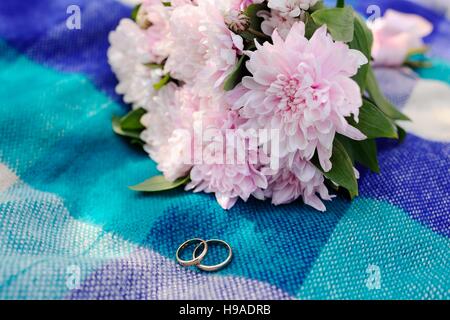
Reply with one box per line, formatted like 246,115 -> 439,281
0,0 -> 448,300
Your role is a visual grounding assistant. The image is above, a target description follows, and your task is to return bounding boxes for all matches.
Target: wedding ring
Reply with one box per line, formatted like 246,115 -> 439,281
192,239 -> 233,272
176,238 -> 208,267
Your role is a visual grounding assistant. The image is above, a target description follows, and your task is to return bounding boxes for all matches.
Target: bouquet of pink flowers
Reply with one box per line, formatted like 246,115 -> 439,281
108,0 -> 410,211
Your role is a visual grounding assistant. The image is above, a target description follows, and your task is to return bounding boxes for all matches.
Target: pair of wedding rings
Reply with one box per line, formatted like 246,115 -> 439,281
176,238 -> 233,272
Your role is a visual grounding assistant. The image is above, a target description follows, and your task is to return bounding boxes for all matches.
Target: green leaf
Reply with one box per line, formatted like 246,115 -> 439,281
310,1 -> 326,12
112,108 -> 146,140
353,139 -> 379,173
112,116 -> 142,140
120,108 -> 146,131
311,6 -> 355,42
153,73 -> 171,90
366,67 -> 410,121
349,14 -> 372,92
129,175 -> 190,192
130,138 -> 145,147
313,139 -> 358,199
304,12 -> 321,39
131,4 -> 141,22
239,31 -> 253,42
354,14 -> 373,57
240,3 -> 270,43
245,3 -> 267,30
351,64 -> 368,95
241,29 -> 271,42
348,99 -> 398,139
396,125 -> 407,144
223,55 -> 248,91
145,63 -> 164,69
338,135 -> 380,173
336,0 -> 345,8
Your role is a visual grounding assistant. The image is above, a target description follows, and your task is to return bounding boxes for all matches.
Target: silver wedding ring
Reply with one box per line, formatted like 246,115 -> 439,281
193,239 -> 233,272
176,238 -> 233,272
176,238 -> 208,267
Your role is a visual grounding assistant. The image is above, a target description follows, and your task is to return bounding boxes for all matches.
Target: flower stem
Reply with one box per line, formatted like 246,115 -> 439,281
247,28 -> 270,40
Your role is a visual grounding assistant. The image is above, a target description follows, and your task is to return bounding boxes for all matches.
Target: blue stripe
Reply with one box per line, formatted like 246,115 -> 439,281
0,0 -> 131,104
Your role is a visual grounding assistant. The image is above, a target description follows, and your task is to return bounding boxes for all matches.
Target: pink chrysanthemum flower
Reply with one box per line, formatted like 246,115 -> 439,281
259,152 -> 333,211
187,156 -> 268,210
138,0 -> 196,63
137,0 -> 172,64
164,2 -> 243,94
108,19 -> 163,109
186,109 -> 268,210
141,84 -> 200,182
231,22 -> 368,172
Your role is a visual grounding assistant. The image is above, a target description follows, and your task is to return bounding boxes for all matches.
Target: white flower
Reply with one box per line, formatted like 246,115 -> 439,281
140,83 -> 178,153
267,0 -> 320,17
108,19 -> 163,109
137,1 -> 172,63
152,129 -> 194,182
164,2 -> 243,94
186,108 -> 268,210
258,9 -> 297,40
141,84 -> 202,182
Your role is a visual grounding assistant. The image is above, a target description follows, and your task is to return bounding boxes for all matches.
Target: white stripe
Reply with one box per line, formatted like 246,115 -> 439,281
399,79 -> 450,142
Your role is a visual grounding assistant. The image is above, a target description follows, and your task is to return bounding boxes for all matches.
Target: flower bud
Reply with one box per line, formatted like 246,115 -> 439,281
136,6 -> 153,29
225,10 -> 251,33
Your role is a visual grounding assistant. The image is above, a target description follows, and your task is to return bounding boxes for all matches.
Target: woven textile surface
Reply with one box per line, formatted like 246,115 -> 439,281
0,0 -> 448,300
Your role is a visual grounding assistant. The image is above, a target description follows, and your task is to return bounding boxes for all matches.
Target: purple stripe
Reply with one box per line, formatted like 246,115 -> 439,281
67,248 -> 293,300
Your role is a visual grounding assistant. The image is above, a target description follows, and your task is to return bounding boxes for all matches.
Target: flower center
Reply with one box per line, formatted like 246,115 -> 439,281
267,72 -> 328,124
268,74 -> 306,121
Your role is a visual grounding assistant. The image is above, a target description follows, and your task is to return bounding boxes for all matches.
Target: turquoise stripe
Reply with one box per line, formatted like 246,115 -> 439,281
1,39 -> 448,298
415,57 -> 450,85
297,198 -> 450,300
0,40 -> 346,294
